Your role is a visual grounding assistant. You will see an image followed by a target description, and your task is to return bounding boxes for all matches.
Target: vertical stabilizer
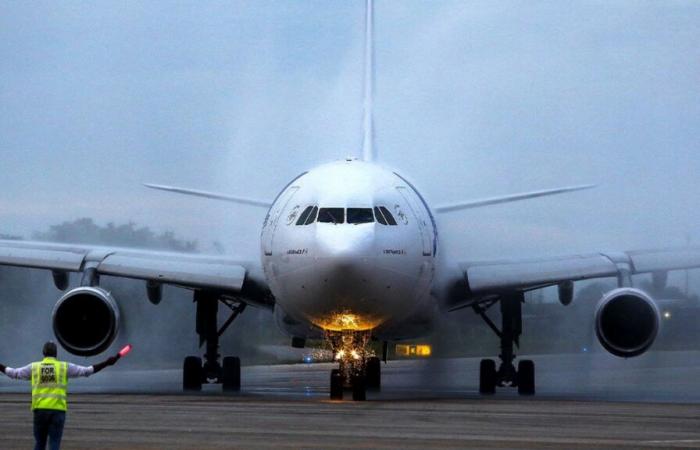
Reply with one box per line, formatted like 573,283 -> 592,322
361,0 -> 375,162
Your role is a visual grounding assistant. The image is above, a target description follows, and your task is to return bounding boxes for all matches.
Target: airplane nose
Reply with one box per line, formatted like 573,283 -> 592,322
315,225 -> 376,294
316,224 -> 374,259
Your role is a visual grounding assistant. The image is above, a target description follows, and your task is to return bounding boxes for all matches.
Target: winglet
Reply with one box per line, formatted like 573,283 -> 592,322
435,184 -> 596,213
143,183 -> 271,208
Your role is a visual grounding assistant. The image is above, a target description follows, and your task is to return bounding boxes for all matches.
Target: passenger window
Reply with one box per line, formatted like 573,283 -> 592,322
296,206 -> 314,225
379,206 -> 397,225
347,208 -> 374,224
318,208 -> 345,224
374,207 -> 387,225
304,206 -> 318,225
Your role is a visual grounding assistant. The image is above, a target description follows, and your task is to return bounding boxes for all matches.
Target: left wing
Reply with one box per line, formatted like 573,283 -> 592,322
445,247 -> 700,310
0,239 -> 272,308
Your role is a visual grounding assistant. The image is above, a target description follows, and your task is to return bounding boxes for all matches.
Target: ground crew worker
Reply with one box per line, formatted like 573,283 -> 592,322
0,341 -> 121,450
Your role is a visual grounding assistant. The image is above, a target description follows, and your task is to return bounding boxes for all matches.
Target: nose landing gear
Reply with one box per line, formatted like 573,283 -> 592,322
326,330 -> 380,401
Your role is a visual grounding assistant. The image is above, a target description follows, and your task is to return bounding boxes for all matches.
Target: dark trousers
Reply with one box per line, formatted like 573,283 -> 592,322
33,409 -> 66,450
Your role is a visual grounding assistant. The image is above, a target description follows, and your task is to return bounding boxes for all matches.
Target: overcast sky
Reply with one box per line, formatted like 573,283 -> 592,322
1,0 -> 699,262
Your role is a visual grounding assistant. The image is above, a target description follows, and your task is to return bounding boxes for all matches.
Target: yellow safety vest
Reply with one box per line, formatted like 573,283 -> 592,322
31,357 -> 68,411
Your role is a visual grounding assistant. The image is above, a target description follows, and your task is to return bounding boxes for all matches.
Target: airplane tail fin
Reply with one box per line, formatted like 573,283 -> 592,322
143,183 -> 271,208
434,184 -> 596,213
361,0 -> 375,162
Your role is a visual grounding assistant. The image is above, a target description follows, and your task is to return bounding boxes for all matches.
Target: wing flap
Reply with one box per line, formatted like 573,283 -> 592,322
628,248 -> 700,273
461,254 -> 618,294
0,247 -> 85,271
459,247 -> 700,297
0,239 -> 249,293
98,254 -> 246,291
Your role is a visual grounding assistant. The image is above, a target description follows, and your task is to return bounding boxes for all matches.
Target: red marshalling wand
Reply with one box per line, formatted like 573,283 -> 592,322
118,344 -> 133,357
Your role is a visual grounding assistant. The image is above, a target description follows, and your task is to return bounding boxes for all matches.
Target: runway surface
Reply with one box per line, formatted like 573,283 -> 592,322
1,351 -> 699,448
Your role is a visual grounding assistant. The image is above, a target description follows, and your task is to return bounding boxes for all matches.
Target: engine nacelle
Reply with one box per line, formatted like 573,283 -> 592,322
52,287 -> 120,356
595,288 -> 659,358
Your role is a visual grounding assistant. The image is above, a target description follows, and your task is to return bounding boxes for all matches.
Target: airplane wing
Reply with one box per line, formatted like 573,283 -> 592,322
0,239 -> 273,308
445,247 -> 700,310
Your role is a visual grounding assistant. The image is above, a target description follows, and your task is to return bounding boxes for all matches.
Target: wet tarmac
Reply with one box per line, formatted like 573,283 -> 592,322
0,352 -> 699,448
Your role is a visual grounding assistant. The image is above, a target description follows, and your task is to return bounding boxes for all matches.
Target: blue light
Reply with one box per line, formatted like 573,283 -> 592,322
303,355 -> 313,364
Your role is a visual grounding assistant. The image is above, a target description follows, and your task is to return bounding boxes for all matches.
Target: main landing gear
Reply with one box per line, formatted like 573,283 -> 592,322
473,292 -> 535,396
183,290 -> 247,392
327,330 -> 381,401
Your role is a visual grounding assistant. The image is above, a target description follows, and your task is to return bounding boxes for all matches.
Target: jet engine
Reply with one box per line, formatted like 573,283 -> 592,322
52,286 -> 120,356
594,288 -> 659,358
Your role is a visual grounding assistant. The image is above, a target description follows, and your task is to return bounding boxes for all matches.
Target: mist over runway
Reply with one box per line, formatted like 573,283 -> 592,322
2,352 -> 699,403
2,353 -> 700,449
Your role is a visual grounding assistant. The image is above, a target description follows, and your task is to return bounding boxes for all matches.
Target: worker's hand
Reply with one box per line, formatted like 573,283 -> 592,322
106,355 -> 119,366
0,363 -> 6,374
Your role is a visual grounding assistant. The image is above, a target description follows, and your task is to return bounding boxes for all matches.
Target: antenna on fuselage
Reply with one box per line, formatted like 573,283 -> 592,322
361,0 -> 376,162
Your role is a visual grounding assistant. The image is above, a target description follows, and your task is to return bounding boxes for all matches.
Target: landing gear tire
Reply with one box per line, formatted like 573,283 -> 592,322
479,359 -> 496,395
222,356 -> 241,392
517,360 -> 535,396
183,356 -> 203,391
352,374 -> 367,401
330,369 -> 344,400
366,357 -> 381,390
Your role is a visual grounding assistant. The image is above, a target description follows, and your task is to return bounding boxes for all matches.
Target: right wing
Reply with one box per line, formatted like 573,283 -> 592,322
444,247 -> 700,310
0,239 -> 273,308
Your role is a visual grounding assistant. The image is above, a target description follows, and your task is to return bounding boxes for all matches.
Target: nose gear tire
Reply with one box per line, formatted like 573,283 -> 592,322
366,356 -> 381,390
330,369 -> 344,400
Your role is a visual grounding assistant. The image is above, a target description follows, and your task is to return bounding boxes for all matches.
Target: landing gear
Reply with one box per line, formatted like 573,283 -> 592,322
517,360 -> 535,395
222,356 -> 241,392
479,359 -> 496,394
326,330 -> 374,401
474,292 -> 536,395
330,369 -> 344,400
183,356 -> 203,391
366,356 -> 381,390
351,374 -> 367,401
182,290 -> 246,392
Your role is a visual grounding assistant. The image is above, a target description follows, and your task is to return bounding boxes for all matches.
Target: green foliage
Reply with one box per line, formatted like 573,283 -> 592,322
31,218 -> 198,252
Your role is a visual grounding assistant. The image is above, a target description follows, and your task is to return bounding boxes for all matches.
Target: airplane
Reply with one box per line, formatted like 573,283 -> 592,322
2,0 -> 700,401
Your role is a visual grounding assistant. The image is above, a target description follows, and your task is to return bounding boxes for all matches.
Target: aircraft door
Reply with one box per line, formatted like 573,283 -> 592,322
262,186 -> 299,255
396,186 -> 432,256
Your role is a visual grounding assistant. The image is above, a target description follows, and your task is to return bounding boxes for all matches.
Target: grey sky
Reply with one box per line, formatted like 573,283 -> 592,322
1,0 -> 699,262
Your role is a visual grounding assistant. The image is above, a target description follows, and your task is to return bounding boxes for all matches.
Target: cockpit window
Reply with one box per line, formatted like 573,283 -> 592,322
295,206 -> 319,225
318,208 -> 345,224
373,207 -> 387,225
379,206 -> 397,225
296,206 -> 314,225
304,206 -> 318,225
347,208 -> 374,224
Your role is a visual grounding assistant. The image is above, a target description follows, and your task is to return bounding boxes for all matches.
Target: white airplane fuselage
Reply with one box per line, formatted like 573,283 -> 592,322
261,159 -> 438,339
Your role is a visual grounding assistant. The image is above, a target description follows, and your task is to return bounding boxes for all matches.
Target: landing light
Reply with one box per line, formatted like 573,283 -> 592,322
663,311 -> 672,319
395,344 -> 432,357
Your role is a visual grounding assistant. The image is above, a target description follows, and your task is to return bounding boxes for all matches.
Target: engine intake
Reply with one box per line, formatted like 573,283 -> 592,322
595,288 -> 659,358
52,287 -> 120,356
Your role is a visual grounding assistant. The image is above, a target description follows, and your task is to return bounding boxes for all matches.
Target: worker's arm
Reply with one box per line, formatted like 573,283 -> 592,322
90,354 -> 120,375
2,364 -> 33,380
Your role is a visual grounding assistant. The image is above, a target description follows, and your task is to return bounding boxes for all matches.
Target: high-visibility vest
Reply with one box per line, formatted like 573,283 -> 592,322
31,357 -> 68,411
